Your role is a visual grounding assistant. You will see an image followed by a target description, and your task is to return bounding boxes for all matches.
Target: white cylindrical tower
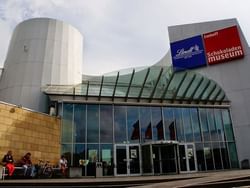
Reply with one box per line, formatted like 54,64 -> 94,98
0,18 -> 83,112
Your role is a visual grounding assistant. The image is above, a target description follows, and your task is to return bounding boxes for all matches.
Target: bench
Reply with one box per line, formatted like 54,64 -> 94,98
1,166 -> 64,180
1,166 -> 24,180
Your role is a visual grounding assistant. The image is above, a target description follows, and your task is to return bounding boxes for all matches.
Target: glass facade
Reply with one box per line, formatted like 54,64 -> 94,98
60,103 -> 239,176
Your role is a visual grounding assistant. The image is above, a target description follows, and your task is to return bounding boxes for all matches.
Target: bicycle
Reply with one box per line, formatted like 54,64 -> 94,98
36,160 -> 53,178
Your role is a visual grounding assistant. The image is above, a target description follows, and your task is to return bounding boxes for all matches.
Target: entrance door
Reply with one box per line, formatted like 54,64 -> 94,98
114,144 -> 141,176
179,143 -> 197,173
152,144 -> 177,174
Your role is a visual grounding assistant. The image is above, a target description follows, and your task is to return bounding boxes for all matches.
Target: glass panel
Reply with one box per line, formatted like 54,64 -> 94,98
185,75 -> 203,99
199,109 -> 210,141
212,142 -> 223,170
115,73 -> 131,97
127,106 -> 140,143
179,145 -> 187,171
75,83 -> 87,95
116,145 -> 127,175
102,75 -> 117,97
207,109 -> 219,141
187,144 -> 196,171
58,103 -> 62,116
201,82 -> 216,100
73,144 -> 86,176
214,109 -> 226,141
151,107 -> 164,141
62,103 -> 73,143
100,144 -> 114,176
163,108 -> 176,141
190,108 -> 201,142
161,145 -> 177,173
140,107 -> 152,142
176,73 -> 194,99
195,143 -> 206,171
62,144 -> 72,166
87,105 -> 99,143
153,146 -> 160,174
193,79 -> 210,100
114,106 -> 127,143
153,67 -> 171,99
173,108 -> 184,142
166,72 -> 184,99
129,68 -> 149,98
87,144 -> 99,176
204,143 -> 214,170
88,83 -> 101,96
228,142 -> 239,168
141,145 -> 152,173
101,85 -> 115,97
100,105 -> 113,143
74,104 -> 86,143
220,142 -> 230,169
222,109 -> 234,141
182,108 -> 193,142
217,92 -> 226,102
141,67 -> 162,98
208,85 -> 220,101
129,145 -> 140,174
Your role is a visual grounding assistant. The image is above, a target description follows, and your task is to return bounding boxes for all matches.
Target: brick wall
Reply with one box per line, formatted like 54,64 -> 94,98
0,102 -> 61,166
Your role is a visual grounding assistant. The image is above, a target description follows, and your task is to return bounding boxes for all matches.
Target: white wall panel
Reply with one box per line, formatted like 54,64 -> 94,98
0,18 -> 83,112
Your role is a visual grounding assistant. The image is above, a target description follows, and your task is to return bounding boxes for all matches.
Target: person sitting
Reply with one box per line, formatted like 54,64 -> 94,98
59,155 -> 68,177
2,150 -> 15,177
20,152 -> 35,177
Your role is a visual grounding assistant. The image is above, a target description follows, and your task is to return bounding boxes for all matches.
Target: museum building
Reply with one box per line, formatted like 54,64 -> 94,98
0,17 -> 249,176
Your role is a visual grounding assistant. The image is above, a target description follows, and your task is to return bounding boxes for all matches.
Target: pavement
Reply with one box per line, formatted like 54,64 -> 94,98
1,169 -> 250,187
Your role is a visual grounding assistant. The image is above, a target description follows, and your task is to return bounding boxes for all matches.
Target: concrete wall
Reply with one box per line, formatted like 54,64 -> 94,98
168,18 -> 250,166
0,101 -> 61,165
0,18 -> 83,113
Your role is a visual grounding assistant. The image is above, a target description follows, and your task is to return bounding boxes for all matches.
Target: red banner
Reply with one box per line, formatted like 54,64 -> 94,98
203,26 -> 244,65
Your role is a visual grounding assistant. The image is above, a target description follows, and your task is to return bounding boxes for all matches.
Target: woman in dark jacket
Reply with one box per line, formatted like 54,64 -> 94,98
2,150 -> 15,176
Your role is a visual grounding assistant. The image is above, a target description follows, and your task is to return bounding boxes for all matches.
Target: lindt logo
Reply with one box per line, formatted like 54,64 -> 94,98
174,44 -> 203,60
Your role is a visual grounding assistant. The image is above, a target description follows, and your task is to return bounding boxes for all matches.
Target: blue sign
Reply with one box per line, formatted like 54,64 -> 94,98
170,35 -> 207,71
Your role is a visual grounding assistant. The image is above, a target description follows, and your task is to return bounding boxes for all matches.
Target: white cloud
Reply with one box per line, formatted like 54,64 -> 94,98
0,0 -> 250,75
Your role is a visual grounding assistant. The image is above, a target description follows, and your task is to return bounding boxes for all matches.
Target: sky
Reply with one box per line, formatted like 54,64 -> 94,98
0,0 -> 249,75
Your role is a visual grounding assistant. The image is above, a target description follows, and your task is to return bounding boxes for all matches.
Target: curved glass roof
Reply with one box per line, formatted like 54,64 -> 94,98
43,66 -> 229,105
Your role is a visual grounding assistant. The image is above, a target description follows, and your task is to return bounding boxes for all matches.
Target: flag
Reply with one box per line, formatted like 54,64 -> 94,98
169,121 -> 176,140
156,120 -> 164,140
131,120 -> 140,140
145,122 -> 152,139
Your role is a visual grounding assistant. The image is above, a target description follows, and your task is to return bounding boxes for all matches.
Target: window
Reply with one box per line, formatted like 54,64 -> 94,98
100,105 -> 113,143
140,107 -> 152,142
62,103 -> 73,143
127,106 -> 140,143
87,105 -> 99,143
114,106 -> 127,143
74,104 -> 86,143
163,108 -> 176,141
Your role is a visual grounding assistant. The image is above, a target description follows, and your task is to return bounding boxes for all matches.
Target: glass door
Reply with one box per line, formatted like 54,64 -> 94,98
129,145 -> 140,174
179,143 -> 197,173
114,144 -> 141,176
161,145 -> 178,174
115,145 -> 127,175
153,144 -> 178,175
141,145 -> 153,174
